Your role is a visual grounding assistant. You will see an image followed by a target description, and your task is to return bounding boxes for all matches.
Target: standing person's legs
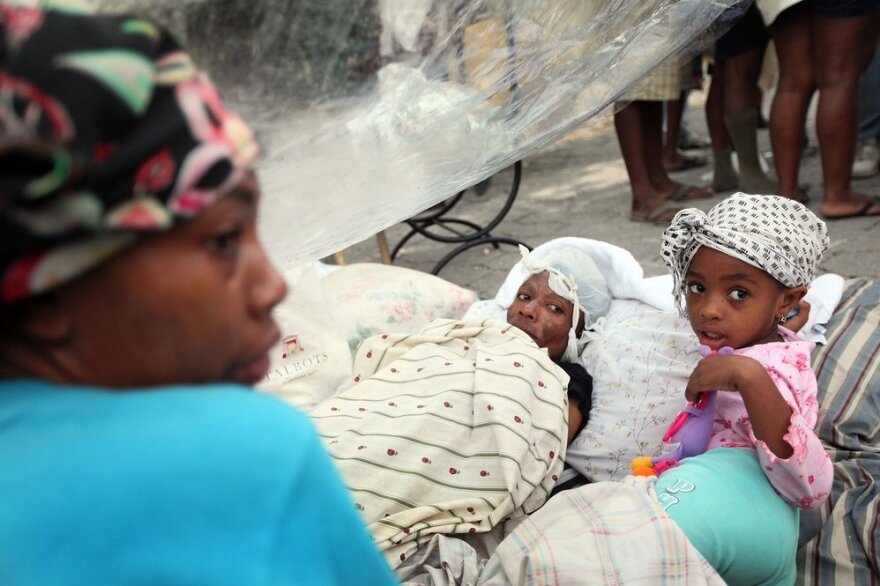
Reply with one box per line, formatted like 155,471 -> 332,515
644,100 -> 712,200
616,101 -> 710,223
769,4 -> 816,200
812,10 -> 880,217
615,101 -> 680,223
853,46 -> 880,178
664,94 -> 685,166
617,58 -> 714,223
724,46 -> 765,126
664,91 -> 707,171
615,102 -> 652,197
858,46 -> 880,141
706,59 -> 739,191
724,43 -> 780,193
706,61 -> 730,152
644,100 -> 679,193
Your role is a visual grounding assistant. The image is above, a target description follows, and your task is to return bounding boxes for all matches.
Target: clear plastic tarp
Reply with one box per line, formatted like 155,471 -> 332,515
98,0 -> 743,273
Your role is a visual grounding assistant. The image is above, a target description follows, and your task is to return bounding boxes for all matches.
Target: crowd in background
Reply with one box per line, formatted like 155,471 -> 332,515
615,0 -> 880,224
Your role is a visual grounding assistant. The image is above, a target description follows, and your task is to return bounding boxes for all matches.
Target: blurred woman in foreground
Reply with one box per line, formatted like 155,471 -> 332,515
0,3 -> 394,584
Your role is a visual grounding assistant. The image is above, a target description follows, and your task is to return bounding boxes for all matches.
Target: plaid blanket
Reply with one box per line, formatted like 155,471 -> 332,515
479,475 -> 724,585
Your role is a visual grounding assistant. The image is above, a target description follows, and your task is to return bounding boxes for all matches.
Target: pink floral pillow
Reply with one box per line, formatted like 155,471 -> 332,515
322,263 -> 479,353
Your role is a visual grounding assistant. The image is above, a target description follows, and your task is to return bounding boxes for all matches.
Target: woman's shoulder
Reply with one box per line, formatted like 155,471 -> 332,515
0,380 -> 381,585
0,379 -> 317,467
0,380 -> 329,522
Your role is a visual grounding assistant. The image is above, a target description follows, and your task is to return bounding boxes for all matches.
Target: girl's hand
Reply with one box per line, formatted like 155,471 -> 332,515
686,354 -> 794,458
684,354 -> 760,401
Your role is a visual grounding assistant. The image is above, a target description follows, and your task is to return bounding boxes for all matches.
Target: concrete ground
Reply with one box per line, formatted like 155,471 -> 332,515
341,93 -> 880,299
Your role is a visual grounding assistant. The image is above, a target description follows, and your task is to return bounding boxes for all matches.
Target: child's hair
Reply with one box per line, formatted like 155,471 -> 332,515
660,193 -> 829,315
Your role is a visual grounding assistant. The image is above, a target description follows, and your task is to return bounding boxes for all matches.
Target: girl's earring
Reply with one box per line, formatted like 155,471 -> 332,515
778,313 -> 788,324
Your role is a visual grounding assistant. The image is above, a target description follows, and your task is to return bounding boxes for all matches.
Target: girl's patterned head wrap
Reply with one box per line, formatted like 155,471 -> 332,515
661,193 -> 829,314
0,1 -> 260,302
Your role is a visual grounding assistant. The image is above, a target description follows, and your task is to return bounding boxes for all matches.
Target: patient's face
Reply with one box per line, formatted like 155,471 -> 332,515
507,272 -> 574,361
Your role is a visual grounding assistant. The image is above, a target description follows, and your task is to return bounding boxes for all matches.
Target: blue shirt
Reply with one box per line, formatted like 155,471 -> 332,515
0,380 -> 396,585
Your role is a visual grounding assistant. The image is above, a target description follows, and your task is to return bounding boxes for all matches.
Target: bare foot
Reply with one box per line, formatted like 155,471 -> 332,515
631,191 -> 682,224
630,202 -> 682,224
662,182 -> 714,202
663,152 -> 708,172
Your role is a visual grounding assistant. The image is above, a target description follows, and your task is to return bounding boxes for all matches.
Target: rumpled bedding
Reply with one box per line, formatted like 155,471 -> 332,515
400,476 -> 724,585
303,253 -> 875,584
311,318 -> 569,570
481,476 -> 724,585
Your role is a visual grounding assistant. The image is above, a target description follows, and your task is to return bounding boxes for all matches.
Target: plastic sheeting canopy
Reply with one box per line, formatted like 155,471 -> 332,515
98,0 -> 742,273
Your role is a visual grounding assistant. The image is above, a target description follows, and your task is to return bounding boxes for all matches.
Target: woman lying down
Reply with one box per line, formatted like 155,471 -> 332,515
310,246 -> 609,573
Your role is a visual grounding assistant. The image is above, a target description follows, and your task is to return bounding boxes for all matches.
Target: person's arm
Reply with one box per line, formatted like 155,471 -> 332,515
567,400 -> 583,444
686,352 -> 833,508
783,300 -> 811,334
686,354 -> 793,457
557,361 -> 593,444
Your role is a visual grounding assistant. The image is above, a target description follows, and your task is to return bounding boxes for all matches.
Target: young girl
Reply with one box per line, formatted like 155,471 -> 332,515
654,193 -> 833,585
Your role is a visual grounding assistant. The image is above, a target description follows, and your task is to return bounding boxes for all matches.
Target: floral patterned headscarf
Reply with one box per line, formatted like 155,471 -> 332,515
0,1 -> 260,302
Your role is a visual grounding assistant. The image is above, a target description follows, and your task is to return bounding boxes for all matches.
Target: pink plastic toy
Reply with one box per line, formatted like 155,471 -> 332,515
632,345 -> 734,476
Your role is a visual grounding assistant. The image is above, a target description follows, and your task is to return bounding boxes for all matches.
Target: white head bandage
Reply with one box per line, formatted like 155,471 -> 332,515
661,193 -> 830,314
515,244 -> 611,362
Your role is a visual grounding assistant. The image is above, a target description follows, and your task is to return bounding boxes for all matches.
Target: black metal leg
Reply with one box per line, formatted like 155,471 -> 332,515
431,237 -> 530,275
391,160 -> 528,274
390,228 -> 420,261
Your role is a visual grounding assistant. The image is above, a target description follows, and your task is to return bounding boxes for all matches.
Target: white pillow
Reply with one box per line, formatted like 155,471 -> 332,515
258,264 -> 354,411
566,299 -> 700,481
259,263 -> 478,410
462,298 -> 507,322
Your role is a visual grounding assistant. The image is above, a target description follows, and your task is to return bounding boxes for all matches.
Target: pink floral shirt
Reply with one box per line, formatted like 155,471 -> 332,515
707,327 -> 832,509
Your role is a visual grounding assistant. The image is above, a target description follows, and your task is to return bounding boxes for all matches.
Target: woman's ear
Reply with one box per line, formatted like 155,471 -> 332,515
778,285 -> 808,318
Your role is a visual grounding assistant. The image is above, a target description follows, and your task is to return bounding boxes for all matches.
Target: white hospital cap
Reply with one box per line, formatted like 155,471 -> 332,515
508,244 -> 611,362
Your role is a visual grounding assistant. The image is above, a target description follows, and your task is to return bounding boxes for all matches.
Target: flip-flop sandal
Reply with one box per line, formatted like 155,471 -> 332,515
664,154 -> 708,172
630,200 -> 683,225
668,183 -> 714,202
821,196 -> 880,220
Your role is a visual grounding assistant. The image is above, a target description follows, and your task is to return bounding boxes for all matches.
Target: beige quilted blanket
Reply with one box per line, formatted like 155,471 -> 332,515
311,318 -> 569,569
